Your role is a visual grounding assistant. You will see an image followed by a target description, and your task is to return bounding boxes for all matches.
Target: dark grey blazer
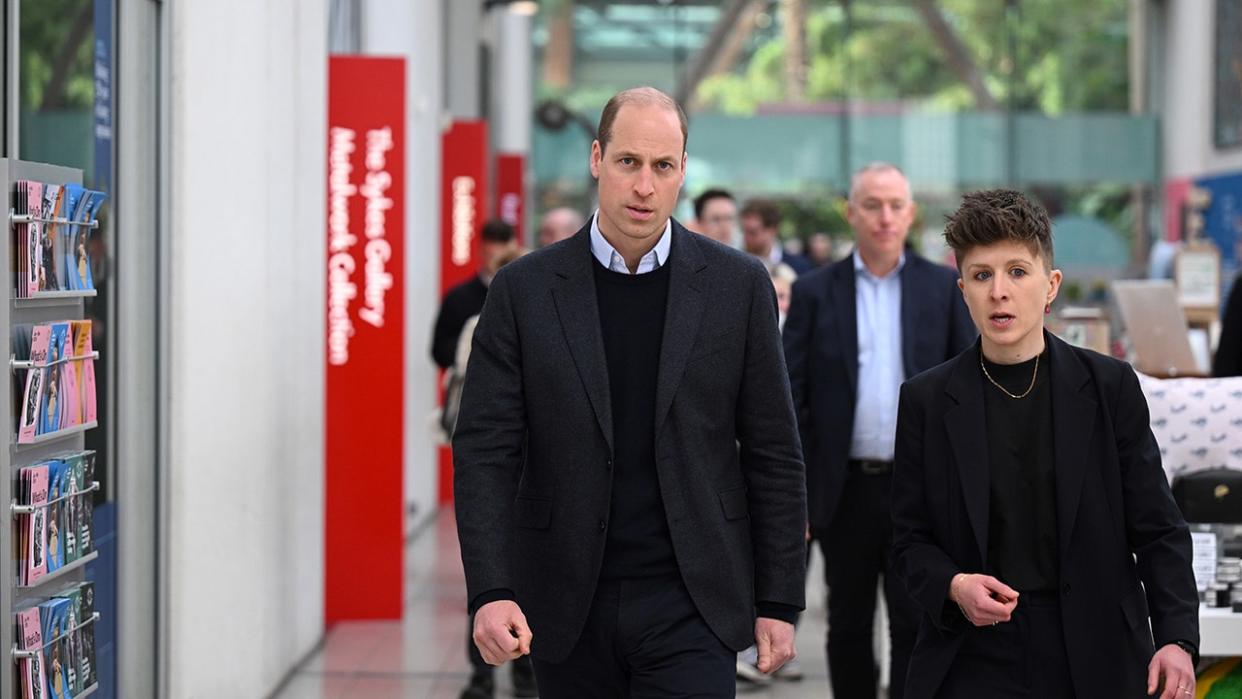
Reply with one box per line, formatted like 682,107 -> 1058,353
453,220 -> 808,663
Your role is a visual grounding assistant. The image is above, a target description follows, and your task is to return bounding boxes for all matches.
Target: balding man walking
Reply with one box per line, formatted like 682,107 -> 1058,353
454,87 -> 807,697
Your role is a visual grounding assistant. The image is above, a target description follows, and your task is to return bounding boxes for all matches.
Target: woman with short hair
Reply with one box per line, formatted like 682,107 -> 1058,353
891,189 -> 1199,699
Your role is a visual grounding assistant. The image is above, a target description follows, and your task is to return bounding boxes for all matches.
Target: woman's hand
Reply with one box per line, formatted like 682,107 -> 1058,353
948,572 -> 1020,626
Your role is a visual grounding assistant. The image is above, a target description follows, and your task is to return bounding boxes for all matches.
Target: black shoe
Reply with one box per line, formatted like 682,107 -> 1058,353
512,661 -> 538,698
460,671 -> 495,699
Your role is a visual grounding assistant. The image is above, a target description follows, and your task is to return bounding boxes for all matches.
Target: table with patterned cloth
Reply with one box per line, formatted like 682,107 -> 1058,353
1136,373 -> 1242,485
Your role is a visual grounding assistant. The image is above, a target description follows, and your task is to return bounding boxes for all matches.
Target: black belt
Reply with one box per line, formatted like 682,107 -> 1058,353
848,459 -> 893,475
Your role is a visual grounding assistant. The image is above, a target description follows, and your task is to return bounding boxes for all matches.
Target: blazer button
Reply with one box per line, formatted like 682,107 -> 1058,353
605,458 -> 613,470
1061,583 -> 1072,597
598,519 -> 607,532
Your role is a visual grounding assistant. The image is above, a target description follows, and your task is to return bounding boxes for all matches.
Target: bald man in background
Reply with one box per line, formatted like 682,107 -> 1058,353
539,207 -> 585,247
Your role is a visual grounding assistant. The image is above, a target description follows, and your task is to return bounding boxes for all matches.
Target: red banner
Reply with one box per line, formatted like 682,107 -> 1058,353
496,153 -> 526,245
439,121 -> 489,504
441,121 -> 489,294
325,55 -> 405,623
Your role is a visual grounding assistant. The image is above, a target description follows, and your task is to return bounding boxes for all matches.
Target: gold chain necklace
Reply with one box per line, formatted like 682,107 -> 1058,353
980,352 -> 1039,399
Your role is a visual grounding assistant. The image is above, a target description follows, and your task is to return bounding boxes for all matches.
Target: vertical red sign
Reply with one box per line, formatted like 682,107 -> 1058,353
325,56 -> 405,623
438,121 -> 488,504
496,153 -> 526,245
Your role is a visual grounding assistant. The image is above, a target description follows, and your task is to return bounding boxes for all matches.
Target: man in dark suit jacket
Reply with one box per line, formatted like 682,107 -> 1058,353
892,189 -> 1198,698
430,219 -> 518,370
782,164 -> 975,698
453,87 -> 807,697
1213,273 -> 1242,376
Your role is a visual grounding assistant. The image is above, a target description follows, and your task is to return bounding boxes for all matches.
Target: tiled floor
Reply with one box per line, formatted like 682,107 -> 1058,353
274,510 -> 851,698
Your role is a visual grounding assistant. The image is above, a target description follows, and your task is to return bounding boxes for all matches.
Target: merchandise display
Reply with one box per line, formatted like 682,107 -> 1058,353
12,180 -> 104,299
13,583 -> 97,699
14,452 -> 97,586
12,321 -> 98,444
4,162 -> 103,699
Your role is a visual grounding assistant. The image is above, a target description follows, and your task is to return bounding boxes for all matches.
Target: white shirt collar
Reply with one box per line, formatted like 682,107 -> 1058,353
590,211 -> 672,275
853,249 -> 906,281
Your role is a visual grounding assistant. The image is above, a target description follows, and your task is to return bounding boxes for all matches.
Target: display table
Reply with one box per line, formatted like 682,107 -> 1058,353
1201,605 -> 1242,657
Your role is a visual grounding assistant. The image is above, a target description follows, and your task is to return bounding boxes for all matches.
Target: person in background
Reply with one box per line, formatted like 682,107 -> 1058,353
771,263 -> 796,333
806,232 -> 834,268
1213,274 -> 1242,376
692,188 -> 738,246
783,163 -> 976,698
892,188 -> 1198,698
539,207 -> 585,248
741,199 -> 813,274
430,219 -> 532,698
431,220 -> 520,371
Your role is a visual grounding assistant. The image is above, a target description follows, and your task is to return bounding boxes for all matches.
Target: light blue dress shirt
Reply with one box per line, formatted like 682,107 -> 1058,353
590,211 -> 672,275
849,251 -> 906,461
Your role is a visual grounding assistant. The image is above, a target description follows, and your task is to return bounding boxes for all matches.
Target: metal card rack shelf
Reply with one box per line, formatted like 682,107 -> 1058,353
0,159 -> 102,699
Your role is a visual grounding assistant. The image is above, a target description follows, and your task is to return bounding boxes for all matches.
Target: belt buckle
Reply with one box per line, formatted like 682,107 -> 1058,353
859,460 -> 889,475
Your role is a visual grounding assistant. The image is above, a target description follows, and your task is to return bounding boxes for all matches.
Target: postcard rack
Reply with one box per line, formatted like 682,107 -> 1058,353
0,159 -> 101,699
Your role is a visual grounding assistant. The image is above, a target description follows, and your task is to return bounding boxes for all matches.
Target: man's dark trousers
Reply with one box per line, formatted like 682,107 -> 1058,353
530,574 -> 735,698
820,462 -> 917,699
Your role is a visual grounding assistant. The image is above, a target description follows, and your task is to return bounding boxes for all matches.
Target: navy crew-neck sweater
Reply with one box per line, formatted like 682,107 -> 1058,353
592,257 -> 679,581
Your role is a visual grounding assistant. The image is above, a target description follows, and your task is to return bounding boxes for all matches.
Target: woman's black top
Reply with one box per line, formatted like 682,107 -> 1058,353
982,347 -> 1059,593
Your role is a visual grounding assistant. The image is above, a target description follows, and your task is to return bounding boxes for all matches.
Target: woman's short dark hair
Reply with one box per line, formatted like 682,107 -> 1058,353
944,189 -> 1054,271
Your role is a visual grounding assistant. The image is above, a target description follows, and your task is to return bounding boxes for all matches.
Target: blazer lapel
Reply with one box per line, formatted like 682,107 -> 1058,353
654,224 -> 707,439
550,226 -> 614,452
943,344 -> 990,564
1048,333 -> 1097,560
833,259 -> 860,394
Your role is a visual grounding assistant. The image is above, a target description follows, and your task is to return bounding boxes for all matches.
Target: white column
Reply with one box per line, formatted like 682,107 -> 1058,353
446,0 -> 482,119
164,0 -> 327,695
491,6 -> 533,154
361,0 -> 443,526
1161,0 -> 1242,178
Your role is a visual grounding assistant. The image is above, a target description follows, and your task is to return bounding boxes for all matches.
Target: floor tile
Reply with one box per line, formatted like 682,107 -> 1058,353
346,673 -> 478,699
269,673 -> 356,699
283,509 -> 895,699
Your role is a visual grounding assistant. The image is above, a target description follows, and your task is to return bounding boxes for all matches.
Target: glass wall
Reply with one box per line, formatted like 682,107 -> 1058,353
531,0 -> 1153,299
19,0 -> 113,499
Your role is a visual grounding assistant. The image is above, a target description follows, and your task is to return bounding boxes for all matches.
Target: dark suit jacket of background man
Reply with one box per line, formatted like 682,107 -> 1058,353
431,275 -> 489,370
452,221 -> 808,663
778,249 -> 814,276
782,252 -> 976,536
891,333 -> 1199,698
